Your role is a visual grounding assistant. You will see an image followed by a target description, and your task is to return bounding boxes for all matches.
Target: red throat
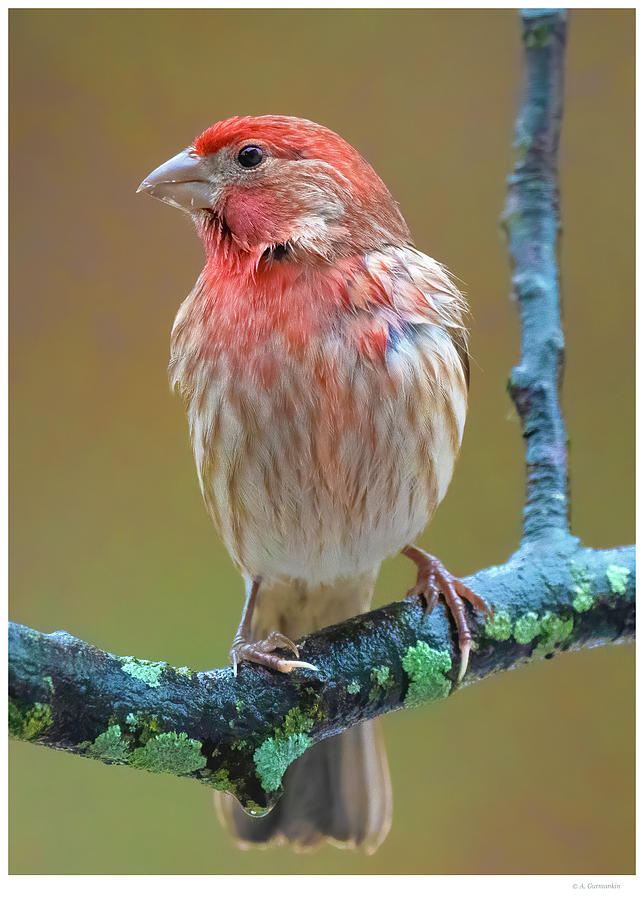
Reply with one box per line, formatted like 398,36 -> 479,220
192,251 -> 351,369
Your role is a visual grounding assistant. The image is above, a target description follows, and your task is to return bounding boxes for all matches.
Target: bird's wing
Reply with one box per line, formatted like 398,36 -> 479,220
343,244 -> 470,393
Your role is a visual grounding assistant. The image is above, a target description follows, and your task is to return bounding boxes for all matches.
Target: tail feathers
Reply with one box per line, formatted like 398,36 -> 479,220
215,718 -> 392,854
217,573 -> 391,852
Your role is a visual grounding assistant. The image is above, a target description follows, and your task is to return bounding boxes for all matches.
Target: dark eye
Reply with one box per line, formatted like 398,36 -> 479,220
237,146 -> 264,168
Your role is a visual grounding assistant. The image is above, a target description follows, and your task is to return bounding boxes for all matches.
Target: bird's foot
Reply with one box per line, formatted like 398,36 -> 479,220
230,631 -> 318,676
402,545 -> 491,682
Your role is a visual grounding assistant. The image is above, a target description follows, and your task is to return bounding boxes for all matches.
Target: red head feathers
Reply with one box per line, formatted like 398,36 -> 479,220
140,115 -> 411,262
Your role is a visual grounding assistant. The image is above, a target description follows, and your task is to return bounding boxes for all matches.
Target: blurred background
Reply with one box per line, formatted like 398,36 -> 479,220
9,8 -> 634,875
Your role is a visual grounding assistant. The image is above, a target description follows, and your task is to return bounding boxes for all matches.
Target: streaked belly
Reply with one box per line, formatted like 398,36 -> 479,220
186,336 -> 466,585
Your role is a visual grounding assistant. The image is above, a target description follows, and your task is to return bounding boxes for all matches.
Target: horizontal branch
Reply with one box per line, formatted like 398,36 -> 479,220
9,539 -> 634,810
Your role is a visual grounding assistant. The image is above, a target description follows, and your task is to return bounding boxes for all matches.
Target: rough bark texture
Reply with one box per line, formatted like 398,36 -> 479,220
504,8 -> 569,543
8,542 -> 635,810
8,8 -> 635,813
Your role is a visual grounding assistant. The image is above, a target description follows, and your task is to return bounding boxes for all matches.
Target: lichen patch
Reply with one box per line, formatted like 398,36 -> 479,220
254,733 -> 312,792
606,564 -> 630,596
402,641 -> 452,708
570,564 -> 594,613
120,656 -> 167,688
86,724 -> 130,763
485,609 -> 513,641
130,731 -> 205,775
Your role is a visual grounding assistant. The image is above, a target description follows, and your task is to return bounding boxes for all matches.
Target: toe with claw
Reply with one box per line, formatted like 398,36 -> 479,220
402,545 -> 491,681
230,631 -> 318,676
230,577 -> 318,676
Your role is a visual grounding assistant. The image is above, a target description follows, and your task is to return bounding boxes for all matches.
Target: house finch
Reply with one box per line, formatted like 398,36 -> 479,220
138,115 -> 488,853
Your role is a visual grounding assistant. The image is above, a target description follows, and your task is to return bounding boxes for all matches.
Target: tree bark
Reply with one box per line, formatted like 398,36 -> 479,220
8,541 -> 635,810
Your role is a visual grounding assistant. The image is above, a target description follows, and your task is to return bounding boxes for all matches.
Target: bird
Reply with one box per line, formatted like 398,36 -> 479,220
138,115 -> 489,854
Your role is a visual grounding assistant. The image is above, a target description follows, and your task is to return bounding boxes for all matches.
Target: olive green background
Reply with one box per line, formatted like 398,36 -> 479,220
9,8 -> 634,875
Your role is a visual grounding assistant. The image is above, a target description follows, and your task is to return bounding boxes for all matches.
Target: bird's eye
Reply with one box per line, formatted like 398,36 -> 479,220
237,146 -> 264,168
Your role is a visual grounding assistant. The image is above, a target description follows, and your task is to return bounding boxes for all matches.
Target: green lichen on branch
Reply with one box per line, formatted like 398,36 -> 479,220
78,717 -> 205,774
606,564 -> 629,595
369,665 -> 394,700
207,766 -> 238,793
514,612 -> 541,644
9,698 -> 53,741
539,612 -> 573,649
120,656 -> 167,687
130,731 -> 205,775
254,733 -> 312,792
252,702 -> 321,792
570,563 -> 595,613
485,609 -> 513,641
85,724 -> 130,763
525,21 -> 550,50
483,606 -> 574,650
280,705 -> 315,737
402,642 -> 452,708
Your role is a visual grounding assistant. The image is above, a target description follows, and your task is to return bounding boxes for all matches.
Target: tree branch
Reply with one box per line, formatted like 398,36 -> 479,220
7,542 -> 635,810
504,8 -> 569,542
8,8 -> 635,812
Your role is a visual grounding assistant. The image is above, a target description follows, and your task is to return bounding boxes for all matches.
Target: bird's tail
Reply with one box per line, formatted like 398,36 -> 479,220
215,573 -> 393,853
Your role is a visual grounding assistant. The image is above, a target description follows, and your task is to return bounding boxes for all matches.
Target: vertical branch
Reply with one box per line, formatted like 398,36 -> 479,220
504,8 -> 569,544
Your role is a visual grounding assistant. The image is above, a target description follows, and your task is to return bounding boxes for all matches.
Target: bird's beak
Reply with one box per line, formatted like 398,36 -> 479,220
137,149 -> 214,212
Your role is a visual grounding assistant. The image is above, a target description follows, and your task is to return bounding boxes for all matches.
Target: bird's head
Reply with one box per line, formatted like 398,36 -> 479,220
138,115 -> 410,263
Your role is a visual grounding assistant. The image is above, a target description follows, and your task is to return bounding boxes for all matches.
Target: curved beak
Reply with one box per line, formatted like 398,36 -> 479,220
137,149 -> 213,212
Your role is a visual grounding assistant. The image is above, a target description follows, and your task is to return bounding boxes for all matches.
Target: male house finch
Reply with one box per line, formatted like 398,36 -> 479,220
139,116 -> 488,852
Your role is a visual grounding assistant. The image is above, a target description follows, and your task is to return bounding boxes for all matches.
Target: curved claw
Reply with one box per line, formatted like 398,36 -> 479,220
230,631 -> 316,676
458,639 -> 472,682
275,658 -> 318,674
402,545 -> 491,682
